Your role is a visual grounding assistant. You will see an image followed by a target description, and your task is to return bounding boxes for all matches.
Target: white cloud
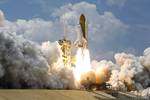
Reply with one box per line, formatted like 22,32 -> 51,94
106,0 -> 127,7
53,1 -> 128,43
0,10 -> 5,27
1,2 -> 128,59
6,18 -> 64,43
3,2 -> 127,44
51,1 -> 128,60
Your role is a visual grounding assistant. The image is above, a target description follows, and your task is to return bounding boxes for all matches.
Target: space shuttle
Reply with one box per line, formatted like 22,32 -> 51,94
74,14 -> 88,49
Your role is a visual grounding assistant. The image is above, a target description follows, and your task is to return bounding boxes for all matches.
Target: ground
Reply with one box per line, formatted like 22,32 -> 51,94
0,90 -> 116,100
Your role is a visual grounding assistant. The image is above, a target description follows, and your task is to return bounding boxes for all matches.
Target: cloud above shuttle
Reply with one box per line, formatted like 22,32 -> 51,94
53,1 -> 128,43
1,1 -> 128,60
3,2 -> 128,44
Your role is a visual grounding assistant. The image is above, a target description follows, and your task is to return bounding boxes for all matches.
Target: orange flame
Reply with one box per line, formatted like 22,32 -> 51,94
73,48 -> 91,87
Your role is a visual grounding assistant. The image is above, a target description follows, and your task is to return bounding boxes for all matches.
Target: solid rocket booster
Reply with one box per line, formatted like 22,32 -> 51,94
74,14 -> 88,48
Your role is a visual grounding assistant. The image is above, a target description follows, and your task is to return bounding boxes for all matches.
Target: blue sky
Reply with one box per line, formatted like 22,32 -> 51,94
0,0 -> 150,60
1,0 -> 150,24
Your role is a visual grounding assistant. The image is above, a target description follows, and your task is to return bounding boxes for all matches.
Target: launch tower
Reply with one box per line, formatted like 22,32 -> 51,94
58,22 -> 72,67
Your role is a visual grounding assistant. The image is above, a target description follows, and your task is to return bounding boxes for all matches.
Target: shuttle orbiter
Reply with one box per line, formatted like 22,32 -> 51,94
74,14 -> 88,49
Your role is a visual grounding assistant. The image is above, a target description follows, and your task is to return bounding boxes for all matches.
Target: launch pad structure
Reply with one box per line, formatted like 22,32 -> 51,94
58,38 -> 72,67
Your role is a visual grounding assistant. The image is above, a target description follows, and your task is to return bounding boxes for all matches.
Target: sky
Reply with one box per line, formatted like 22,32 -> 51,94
0,0 -> 150,60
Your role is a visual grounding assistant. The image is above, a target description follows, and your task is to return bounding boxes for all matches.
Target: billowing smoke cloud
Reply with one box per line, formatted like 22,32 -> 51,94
0,28 -> 75,89
131,87 -> 150,97
107,52 -> 150,96
1,27 -> 149,92
76,48 -> 150,96
6,19 -> 61,43
0,10 -> 75,89
91,60 -> 113,85
140,48 -> 150,72
77,50 -> 150,96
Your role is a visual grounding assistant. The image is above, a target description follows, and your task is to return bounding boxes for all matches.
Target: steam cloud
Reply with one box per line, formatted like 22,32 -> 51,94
0,28 -> 74,89
107,52 -> 150,96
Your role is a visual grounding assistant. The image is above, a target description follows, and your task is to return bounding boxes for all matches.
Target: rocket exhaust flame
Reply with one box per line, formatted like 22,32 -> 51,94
73,48 -> 91,87
73,14 -> 110,89
73,14 -> 92,88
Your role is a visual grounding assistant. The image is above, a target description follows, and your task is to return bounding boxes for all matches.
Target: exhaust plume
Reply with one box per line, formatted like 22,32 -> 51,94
0,29 -> 74,89
107,51 -> 150,95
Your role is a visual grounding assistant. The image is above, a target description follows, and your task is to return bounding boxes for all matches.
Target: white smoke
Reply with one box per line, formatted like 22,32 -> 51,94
131,87 -> 150,98
107,51 -> 150,96
0,10 -> 75,89
0,28 -> 75,89
41,41 -> 75,89
140,48 -> 150,72
91,60 -> 113,85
